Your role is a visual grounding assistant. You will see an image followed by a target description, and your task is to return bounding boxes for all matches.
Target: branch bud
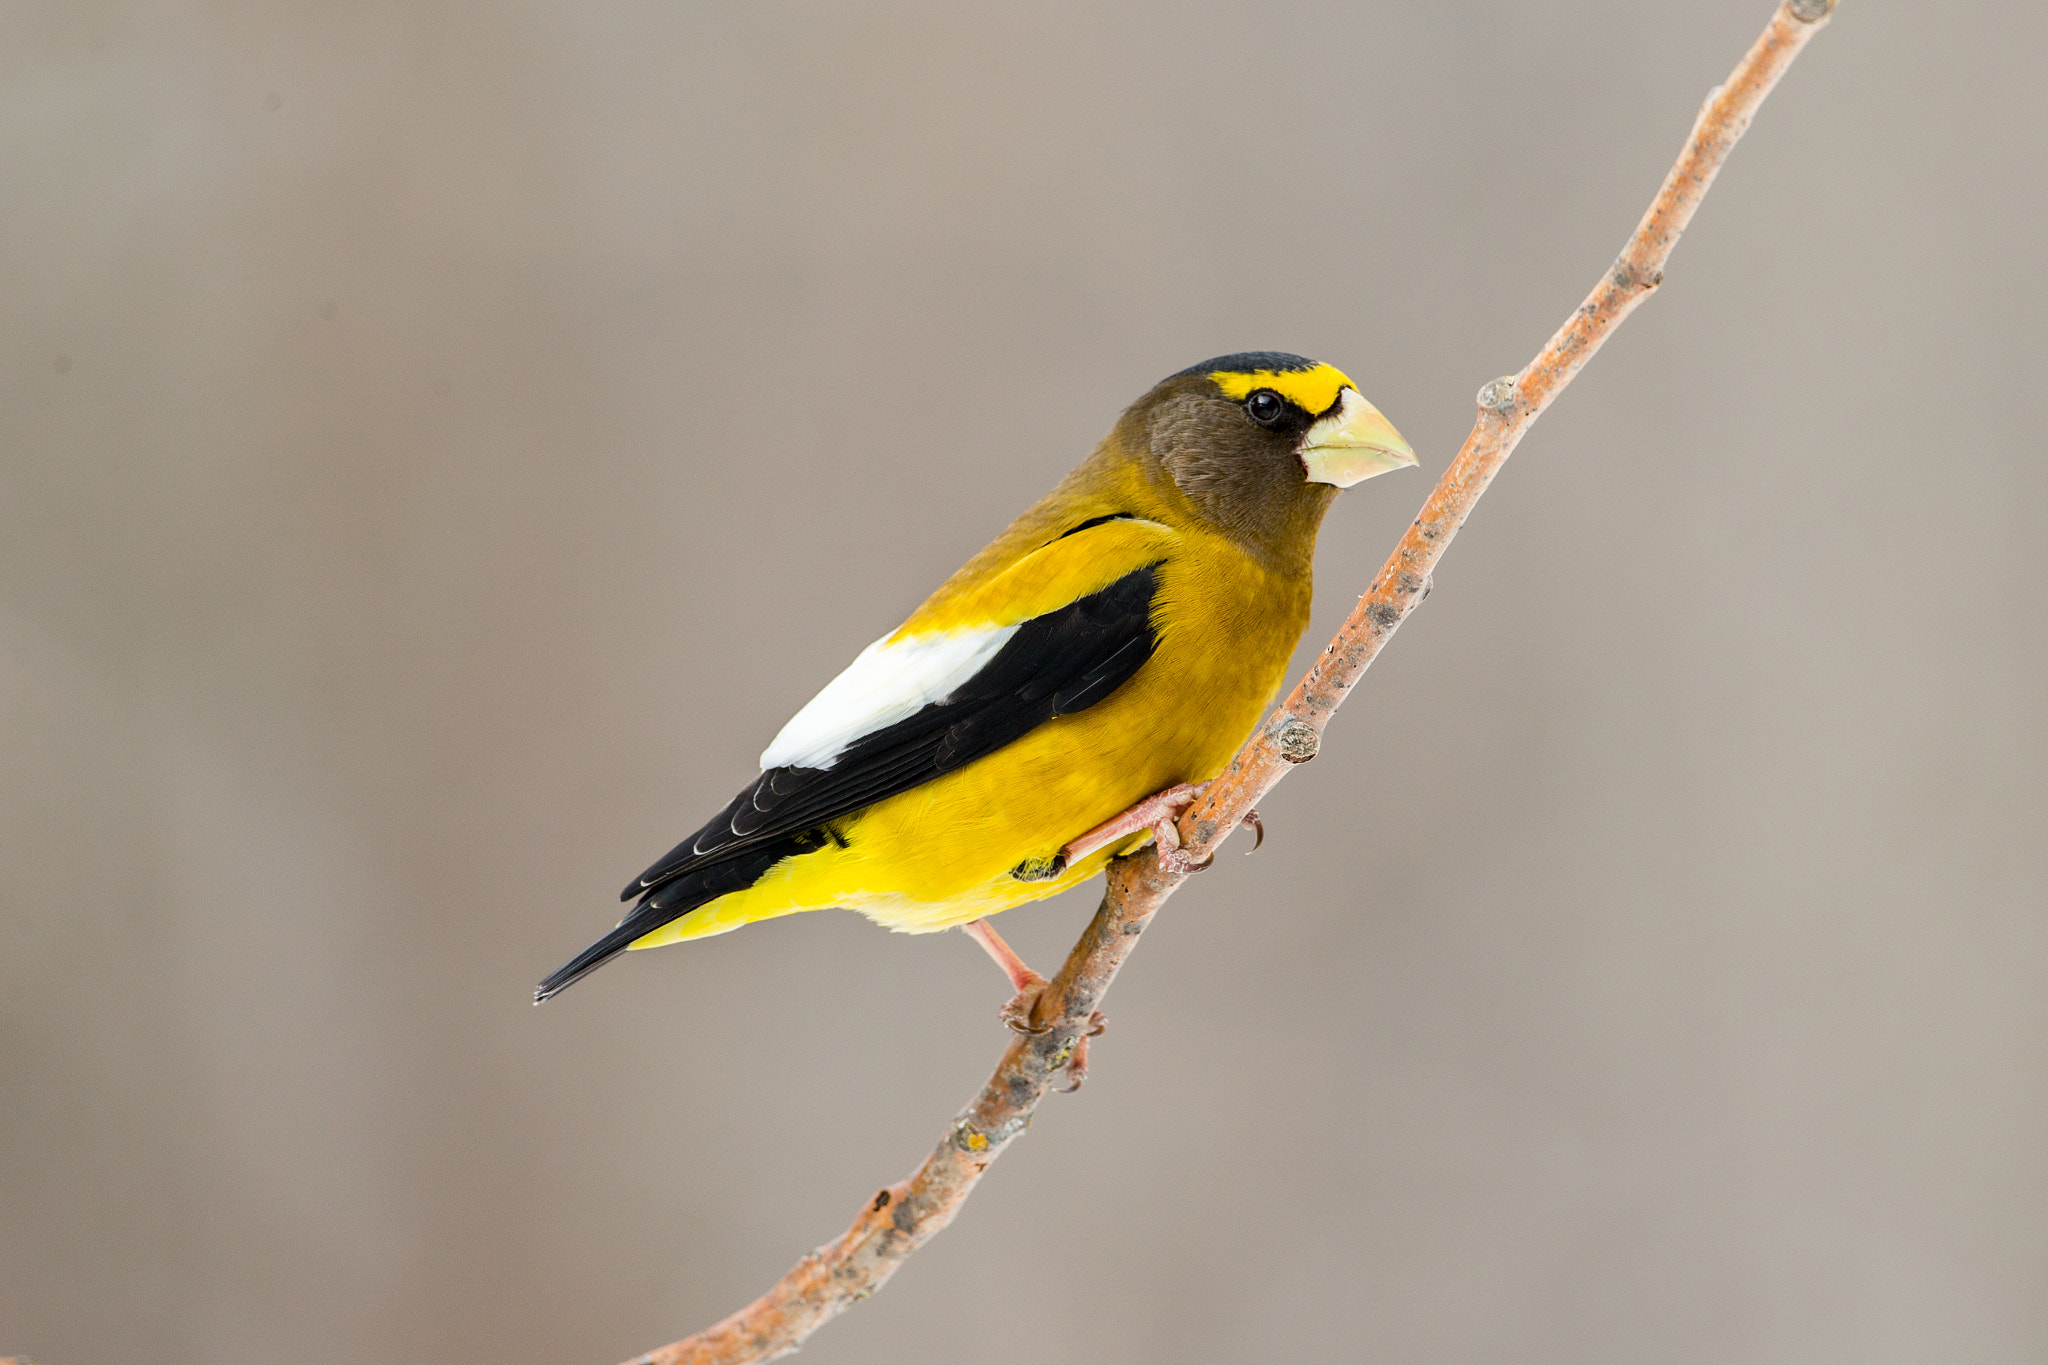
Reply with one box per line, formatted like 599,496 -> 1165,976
1476,376 -> 1519,413
1272,718 -> 1320,764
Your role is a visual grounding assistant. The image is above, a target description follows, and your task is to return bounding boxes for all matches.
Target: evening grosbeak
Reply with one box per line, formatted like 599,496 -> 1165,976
539,353 -> 1415,1006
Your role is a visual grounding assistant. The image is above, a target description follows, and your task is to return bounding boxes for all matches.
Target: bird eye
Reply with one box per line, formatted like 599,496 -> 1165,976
1246,390 -> 1286,427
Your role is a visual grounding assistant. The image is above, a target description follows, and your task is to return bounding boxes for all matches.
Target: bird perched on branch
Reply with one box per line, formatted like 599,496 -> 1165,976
539,353 -> 1414,1025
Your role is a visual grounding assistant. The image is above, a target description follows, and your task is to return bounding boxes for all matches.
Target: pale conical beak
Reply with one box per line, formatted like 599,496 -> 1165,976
1300,388 -> 1419,488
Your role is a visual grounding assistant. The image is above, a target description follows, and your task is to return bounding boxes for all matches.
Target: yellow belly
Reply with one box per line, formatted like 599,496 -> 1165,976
631,530 -> 1308,945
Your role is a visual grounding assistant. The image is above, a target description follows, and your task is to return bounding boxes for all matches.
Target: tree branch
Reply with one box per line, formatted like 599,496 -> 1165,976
624,5 -> 1837,1361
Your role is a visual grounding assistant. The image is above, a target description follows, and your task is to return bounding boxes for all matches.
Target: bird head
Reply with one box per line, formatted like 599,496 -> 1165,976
1118,351 -> 1417,565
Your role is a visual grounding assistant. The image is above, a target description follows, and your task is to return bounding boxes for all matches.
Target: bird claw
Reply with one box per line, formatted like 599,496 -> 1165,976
1153,825 -> 1212,874
1241,808 -> 1264,854
1065,783 -> 1267,875
999,973 -> 1054,1035
1156,803 -> 1264,870
1056,1011 -> 1109,1092
1060,782 -> 1207,868
966,913 -> 1107,1085
1151,804 -> 1225,875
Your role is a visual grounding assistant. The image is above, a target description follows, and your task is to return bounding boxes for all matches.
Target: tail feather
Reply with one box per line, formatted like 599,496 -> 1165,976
536,840 -> 799,1002
534,919 -> 649,1002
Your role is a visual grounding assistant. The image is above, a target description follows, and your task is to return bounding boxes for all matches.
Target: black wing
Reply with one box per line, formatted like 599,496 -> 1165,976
535,562 -> 1162,1001
625,560 -> 1163,899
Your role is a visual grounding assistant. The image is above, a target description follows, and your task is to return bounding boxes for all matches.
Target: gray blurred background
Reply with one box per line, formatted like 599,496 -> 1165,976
4,2 -> 2043,1362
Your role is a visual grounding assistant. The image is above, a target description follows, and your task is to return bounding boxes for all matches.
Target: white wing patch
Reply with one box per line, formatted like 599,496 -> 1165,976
758,625 -> 1020,771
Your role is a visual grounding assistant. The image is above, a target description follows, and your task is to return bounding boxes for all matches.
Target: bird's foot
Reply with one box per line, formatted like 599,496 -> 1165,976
1150,804 -> 1210,875
1056,1012 -> 1109,1092
998,973 -> 1054,1035
1062,783 -> 1267,874
1060,781 -> 1208,869
962,920 -> 1109,1083
964,917 -> 1054,1034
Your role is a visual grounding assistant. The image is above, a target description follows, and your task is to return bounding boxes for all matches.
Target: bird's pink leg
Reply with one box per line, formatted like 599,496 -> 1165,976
963,918 -> 1052,1034
1060,781 -> 1265,875
1058,782 -> 1207,872
963,917 -> 1108,1087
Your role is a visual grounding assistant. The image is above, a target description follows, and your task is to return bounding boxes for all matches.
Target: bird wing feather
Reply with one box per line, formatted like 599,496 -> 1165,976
622,517 -> 1176,901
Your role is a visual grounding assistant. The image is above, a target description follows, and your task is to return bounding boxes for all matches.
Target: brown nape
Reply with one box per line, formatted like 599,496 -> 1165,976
1126,384 -> 1339,576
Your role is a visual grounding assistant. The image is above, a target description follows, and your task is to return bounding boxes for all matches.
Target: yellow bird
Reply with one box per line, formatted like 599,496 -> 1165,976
538,353 -> 1414,1011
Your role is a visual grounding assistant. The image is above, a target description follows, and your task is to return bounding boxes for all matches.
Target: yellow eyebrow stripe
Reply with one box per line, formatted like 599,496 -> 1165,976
1208,362 -> 1354,417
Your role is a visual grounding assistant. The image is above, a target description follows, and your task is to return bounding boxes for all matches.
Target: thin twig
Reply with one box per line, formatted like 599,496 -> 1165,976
624,5 -> 1837,1361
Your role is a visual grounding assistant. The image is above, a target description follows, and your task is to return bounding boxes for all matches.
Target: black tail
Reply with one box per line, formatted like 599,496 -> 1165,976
535,840 -> 798,1002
